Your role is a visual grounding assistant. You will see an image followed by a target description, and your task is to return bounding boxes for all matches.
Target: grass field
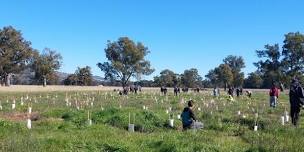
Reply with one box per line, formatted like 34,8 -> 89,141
0,86 -> 303,152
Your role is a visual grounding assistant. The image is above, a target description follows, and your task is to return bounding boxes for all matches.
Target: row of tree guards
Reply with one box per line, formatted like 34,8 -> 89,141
0,91 -> 292,132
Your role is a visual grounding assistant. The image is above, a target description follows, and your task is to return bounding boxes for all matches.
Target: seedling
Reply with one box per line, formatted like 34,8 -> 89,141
169,114 -> 174,128
88,111 -> 92,126
281,116 -> 285,126
169,119 -> 174,128
12,100 -> 16,110
166,109 -> 169,114
27,118 -> 32,129
128,113 -> 135,132
254,111 -> 258,132
284,110 -> 289,122
28,106 -> 32,114
254,125 -> 258,131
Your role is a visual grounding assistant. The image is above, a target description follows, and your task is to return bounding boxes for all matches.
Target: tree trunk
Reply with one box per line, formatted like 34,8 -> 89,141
5,73 -> 11,87
43,76 -> 47,87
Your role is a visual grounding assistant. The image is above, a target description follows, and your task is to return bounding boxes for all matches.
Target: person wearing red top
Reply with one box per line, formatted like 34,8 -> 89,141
269,82 -> 279,108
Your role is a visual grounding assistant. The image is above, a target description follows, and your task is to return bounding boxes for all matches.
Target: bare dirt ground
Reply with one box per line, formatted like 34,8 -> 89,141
1,112 -> 40,121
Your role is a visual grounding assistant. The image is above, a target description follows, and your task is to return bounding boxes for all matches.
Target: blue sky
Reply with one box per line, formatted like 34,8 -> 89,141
1,0 -> 304,80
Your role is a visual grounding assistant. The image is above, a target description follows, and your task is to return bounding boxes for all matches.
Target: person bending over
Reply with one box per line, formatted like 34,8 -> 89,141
181,100 -> 197,130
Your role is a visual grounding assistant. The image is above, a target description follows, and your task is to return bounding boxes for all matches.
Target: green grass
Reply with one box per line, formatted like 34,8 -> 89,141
0,90 -> 303,152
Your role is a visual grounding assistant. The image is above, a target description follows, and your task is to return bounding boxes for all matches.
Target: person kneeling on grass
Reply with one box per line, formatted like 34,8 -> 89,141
181,100 -> 203,130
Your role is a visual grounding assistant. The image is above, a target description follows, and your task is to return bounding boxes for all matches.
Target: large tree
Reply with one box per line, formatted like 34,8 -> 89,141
181,68 -> 202,88
0,26 -> 35,86
32,48 -> 62,87
223,55 -> 245,87
97,37 -> 154,87
282,32 -> 304,82
244,72 -> 263,88
215,64 -> 234,89
205,69 -> 219,87
154,69 -> 179,87
64,66 -> 94,86
206,64 -> 233,89
254,44 -> 283,88
75,66 -> 93,86
63,74 -> 78,85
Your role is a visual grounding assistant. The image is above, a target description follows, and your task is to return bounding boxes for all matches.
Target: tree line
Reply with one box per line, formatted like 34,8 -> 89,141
0,26 -> 95,86
1,26 -> 304,88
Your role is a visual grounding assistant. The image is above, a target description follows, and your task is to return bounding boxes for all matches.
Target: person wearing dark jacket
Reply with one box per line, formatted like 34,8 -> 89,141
174,86 -> 179,96
289,78 -> 304,126
181,100 -> 197,130
228,87 -> 234,97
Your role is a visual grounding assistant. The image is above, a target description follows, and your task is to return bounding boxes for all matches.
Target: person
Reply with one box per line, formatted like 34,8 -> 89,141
213,87 -> 218,97
228,87 -> 234,97
246,90 -> 252,98
236,88 -> 240,97
174,86 -> 179,96
289,78 -> 304,126
181,100 -> 197,130
269,82 -> 279,108
134,85 -> 139,94
182,87 -> 189,93
161,86 -> 168,96
138,85 -> 142,92
123,87 -> 129,95
195,87 -> 200,93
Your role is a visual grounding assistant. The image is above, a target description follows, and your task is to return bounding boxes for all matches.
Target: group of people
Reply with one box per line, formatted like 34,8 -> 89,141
270,78 -> 304,126
161,86 -> 201,96
118,84 -> 142,95
180,78 -> 304,130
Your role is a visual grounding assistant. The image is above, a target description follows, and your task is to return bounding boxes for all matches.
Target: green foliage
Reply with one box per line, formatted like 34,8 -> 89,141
181,68 -> 202,88
154,69 -> 180,87
254,44 -> 283,88
223,55 -> 245,87
64,74 -> 78,85
75,66 -> 94,86
215,64 -> 234,87
254,32 -> 304,87
32,48 -> 62,86
64,66 -> 94,86
0,91 -> 304,151
97,37 -> 154,87
244,72 -> 263,88
0,26 -> 35,86
282,32 -> 304,78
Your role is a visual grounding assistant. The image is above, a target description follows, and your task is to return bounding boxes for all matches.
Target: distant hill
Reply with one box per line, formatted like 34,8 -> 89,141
12,69 -> 105,85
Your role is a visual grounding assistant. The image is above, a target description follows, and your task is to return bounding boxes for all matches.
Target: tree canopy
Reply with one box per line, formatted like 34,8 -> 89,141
0,26 -> 35,86
97,37 -> 154,87
32,48 -> 62,86
181,68 -> 202,88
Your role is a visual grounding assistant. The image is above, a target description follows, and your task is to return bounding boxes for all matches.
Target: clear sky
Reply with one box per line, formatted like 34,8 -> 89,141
1,0 -> 304,80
